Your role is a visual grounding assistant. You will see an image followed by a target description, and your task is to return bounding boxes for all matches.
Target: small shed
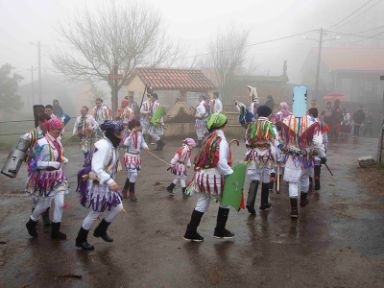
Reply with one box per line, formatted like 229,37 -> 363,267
125,67 -> 216,107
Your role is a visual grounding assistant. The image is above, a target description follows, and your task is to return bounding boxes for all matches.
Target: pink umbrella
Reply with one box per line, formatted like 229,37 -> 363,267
323,91 -> 346,101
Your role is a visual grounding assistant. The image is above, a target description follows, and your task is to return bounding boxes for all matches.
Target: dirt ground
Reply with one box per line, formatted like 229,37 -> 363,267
0,137 -> 384,288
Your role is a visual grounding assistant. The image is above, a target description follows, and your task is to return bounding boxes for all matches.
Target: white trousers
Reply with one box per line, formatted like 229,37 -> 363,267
31,193 -> 64,223
195,193 -> 228,213
127,168 -> 138,183
81,203 -> 124,230
172,175 -> 187,188
288,168 -> 310,198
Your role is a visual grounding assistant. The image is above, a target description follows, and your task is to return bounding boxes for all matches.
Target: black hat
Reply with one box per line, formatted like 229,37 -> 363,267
257,105 -> 272,117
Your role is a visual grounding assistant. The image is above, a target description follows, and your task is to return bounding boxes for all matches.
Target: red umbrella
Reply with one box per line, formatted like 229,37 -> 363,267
323,91 -> 346,101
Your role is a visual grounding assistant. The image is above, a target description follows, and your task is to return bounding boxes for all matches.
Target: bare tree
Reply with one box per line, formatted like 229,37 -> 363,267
208,29 -> 249,100
52,2 -> 175,112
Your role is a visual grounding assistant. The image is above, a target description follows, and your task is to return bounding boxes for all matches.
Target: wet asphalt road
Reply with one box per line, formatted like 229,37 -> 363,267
0,137 -> 384,288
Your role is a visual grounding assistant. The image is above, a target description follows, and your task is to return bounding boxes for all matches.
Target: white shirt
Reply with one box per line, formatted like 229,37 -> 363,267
73,114 -> 99,136
216,129 -> 234,176
195,101 -> 208,118
211,98 -> 223,113
92,138 -> 118,186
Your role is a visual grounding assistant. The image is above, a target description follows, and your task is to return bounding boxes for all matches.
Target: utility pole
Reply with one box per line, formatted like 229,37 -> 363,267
38,41 -> 42,104
313,28 -> 324,107
31,66 -> 35,105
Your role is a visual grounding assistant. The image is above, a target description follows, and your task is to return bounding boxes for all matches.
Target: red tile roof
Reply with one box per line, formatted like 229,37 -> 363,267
321,48 -> 384,72
134,68 -> 216,91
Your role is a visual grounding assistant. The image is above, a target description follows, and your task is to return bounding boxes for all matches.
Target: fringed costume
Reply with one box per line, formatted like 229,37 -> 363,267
245,112 -> 279,214
166,138 -> 196,197
76,120 -> 125,251
184,113 -> 235,242
122,129 -> 148,201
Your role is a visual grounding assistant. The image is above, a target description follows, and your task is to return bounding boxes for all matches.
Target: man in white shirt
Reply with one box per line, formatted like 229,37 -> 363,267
210,92 -> 223,113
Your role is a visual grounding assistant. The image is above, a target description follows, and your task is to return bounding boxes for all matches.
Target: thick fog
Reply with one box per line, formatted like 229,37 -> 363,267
0,0 -> 383,127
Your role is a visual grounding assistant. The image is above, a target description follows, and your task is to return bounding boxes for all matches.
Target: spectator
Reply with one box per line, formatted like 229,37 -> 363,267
363,112 -> 373,137
265,95 -> 275,111
53,99 -> 64,118
352,105 -> 365,143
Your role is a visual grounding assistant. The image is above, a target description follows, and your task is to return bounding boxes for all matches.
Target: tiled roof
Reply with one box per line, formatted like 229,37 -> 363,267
134,68 -> 216,91
321,48 -> 384,72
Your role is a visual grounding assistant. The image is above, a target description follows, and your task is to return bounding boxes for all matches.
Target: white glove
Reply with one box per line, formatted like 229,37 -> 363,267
62,157 -> 69,164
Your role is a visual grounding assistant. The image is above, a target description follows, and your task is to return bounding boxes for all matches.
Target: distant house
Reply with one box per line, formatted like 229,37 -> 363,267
124,68 -> 216,108
302,47 -> 384,103
224,73 -> 290,112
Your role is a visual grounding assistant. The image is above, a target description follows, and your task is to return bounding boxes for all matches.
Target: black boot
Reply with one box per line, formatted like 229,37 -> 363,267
129,182 -> 137,202
42,207 -> 51,226
76,227 -> 94,251
167,183 -> 176,195
26,218 -> 38,238
122,179 -> 130,199
182,187 -> 189,199
290,198 -> 299,218
155,139 -> 165,151
93,219 -> 114,242
183,210 -> 204,242
213,207 -> 234,239
260,183 -> 272,210
300,192 -> 309,207
51,222 -> 67,240
246,180 -> 259,215
269,172 -> 276,192
314,165 -> 321,190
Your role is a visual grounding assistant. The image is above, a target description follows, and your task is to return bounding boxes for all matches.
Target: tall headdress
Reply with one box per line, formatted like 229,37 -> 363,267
292,85 -> 307,117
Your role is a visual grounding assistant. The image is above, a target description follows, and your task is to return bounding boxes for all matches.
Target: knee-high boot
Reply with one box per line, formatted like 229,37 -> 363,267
76,227 -> 94,251
246,180 -> 259,214
129,182 -> 137,202
122,179 -> 130,199
94,219 -> 114,242
183,210 -> 204,242
213,207 -> 234,239
167,182 -> 176,195
300,192 -> 309,207
51,222 -> 67,240
26,218 -> 38,238
269,172 -> 276,191
260,182 -> 272,210
290,198 -> 299,218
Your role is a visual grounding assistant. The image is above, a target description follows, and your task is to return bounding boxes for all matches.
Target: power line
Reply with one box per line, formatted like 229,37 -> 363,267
329,0 -> 378,29
173,29 -> 318,61
325,29 -> 384,41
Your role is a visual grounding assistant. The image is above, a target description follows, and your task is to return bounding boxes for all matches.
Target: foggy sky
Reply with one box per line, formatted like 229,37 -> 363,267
0,0 -> 383,84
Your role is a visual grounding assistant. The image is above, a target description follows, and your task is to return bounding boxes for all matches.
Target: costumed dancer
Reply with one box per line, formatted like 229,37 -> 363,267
270,101 -> 293,192
166,138 -> 196,198
116,98 -> 133,122
140,92 -> 152,138
73,106 -> 99,161
147,93 -> 166,151
309,108 -> 329,192
93,98 -> 112,125
121,119 -> 149,201
195,94 -> 210,147
27,113 -> 52,226
184,113 -> 234,242
75,120 -> 125,251
210,91 -> 223,113
248,85 -> 259,117
278,86 -> 326,218
245,105 -> 279,215
25,118 -> 69,240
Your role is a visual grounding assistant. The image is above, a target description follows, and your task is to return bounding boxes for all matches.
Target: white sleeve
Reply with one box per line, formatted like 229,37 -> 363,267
216,100 -> 223,113
92,142 -> 113,185
217,139 -> 233,176
140,103 -> 148,114
141,136 -> 149,150
72,117 -> 79,135
170,153 -> 180,165
90,116 -> 99,130
313,131 -> 325,158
